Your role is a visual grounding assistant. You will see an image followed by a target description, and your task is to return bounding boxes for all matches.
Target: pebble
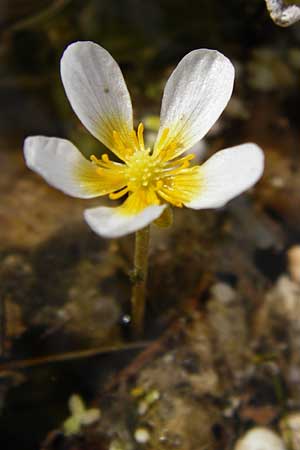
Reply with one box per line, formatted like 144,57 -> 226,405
280,412 -> 300,450
287,245 -> 300,283
234,427 -> 286,450
109,440 -> 126,450
134,427 -> 150,444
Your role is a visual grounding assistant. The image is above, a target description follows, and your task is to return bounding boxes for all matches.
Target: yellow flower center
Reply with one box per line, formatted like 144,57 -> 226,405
125,150 -> 161,191
89,122 -> 202,209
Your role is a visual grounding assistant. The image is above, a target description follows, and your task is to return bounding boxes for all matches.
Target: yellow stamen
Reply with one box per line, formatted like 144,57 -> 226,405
146,189 -> 160,205
90,154 -> 100,164
111,129 -> 135,160
101,154 -> 110,163
86,125 -> 202,211
113,130 -> 125,150
182,154 -> 195,162
157,188 -> 183,207
98,153 -> 119,170
137,123 -> 145,151
161,153 -> 195,177
131,129 -> 139,150
158,141 -> 179,162
156,127 -> 170,150
90,152 -> 127,178
109,186 -> 129,200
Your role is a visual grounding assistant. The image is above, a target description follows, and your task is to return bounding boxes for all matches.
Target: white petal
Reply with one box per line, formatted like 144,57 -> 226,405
84,204 -> 166,238
155,49 -> 234,158
24,136 -> 125,198
60,41 -> 133,154
185,143 -> 264,209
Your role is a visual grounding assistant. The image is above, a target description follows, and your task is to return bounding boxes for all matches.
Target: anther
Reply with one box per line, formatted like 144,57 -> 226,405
187,154 -> 195,160
181,161 -> 190,168
101,154 -> 110,163
90,155 -> 99,164
109,186 -> 129,200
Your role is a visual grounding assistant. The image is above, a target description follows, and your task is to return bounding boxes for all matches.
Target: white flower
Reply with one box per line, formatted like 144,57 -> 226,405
24,41 -> 264,238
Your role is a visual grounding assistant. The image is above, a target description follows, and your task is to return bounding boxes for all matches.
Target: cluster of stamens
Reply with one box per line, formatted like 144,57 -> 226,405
126,151 -> 162,190
90,123 -> 197,207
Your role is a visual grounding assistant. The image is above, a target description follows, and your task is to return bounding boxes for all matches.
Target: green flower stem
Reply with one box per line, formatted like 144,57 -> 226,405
131,225 -> 150,336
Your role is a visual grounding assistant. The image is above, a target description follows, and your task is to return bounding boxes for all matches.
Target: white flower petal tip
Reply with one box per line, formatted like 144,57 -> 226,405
84,204 -> 166,238
23,136 -> 108,199
185,143 -> 264,210
155,49 -> 235,157
60,41 -> 133,153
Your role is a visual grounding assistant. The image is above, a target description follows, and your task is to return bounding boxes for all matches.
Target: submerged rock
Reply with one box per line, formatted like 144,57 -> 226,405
207,282 -> 249,381
287,246 -> 300,284
234,427 -> 286,450
254,245 -> 300,402
280,412 -> 300,450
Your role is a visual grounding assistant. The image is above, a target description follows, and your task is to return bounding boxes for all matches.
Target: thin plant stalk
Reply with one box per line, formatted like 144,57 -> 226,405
131,225 -> 150,336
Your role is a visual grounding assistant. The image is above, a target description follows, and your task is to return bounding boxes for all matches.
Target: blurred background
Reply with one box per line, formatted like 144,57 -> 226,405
1,0 -> 299,150
1,1 -> 300,450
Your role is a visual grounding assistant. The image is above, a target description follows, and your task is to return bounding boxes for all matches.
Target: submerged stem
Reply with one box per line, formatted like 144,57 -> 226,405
131,226 -> 150,336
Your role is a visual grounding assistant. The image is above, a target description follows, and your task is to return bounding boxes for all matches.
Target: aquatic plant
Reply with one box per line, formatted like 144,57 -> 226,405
63,394 -> 101,436
24,41 -> 264,335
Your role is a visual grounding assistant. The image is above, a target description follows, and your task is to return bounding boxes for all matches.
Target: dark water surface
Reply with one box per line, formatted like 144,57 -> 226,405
1,1 -> 300,449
